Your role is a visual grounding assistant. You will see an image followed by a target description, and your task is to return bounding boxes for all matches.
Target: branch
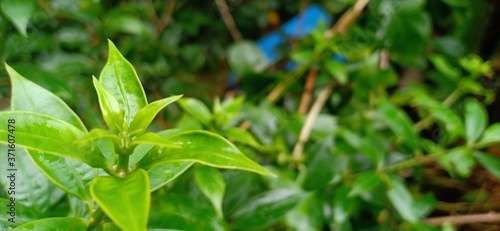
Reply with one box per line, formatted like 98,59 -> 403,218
292,81 -> 335,159
424,212 -> 500,226
298,68 -> 319,114
328,0 -> 370,36
214,0 -> 243,41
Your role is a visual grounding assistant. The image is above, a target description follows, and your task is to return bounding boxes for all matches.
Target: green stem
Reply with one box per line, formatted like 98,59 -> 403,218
116,155 -> 130,177
381,151 -> 447,173
413,88 -> 462,132
88,207 -> 105,230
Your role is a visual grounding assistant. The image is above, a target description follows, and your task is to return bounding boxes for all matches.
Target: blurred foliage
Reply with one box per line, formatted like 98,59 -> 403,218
1,0 -> 500,230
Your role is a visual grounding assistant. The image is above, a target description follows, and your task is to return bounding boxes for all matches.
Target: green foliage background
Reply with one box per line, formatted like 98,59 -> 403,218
1,0 -> 500,230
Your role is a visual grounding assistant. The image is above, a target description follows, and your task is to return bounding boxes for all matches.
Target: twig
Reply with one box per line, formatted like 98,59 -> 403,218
298,68 -> 319,114
424,212 -> 500,226
144,0 -> 176,35
214,0 -> 242,41
328,0 -> 370,36
292,81 -> 335,159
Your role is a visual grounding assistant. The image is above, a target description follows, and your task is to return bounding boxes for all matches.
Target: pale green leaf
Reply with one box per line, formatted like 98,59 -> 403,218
464,98 -> 488,144
178,98 -> 212,126
477,123 -> 500,148
195,165 -> 226,217
130,95 -> 182,135
90,169 -> 150,231
12,217 -> 88,231
93,76 -> 125,133
137,130 -> 274,177
0,0 -> 36,36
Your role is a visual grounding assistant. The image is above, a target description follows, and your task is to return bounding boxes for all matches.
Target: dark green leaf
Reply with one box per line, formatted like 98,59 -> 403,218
464,98 -> 488,144
379,101 -> 419,151
348,171 -> 382,197
130,95 -> 182,135
0,111 -> 107,169
285,192 -> 323,231
137,130 -> 274,177
12,217 -> 88,231
231,189 -> 305,230
195,165 -> 226,217
0,0 -> 36,36
93,77 -> 125,133
302,138 -> 342,190
99,40 -> 147,125
90,169 -> 150,231
148,161 -> 193,192
0,198 -> 40,228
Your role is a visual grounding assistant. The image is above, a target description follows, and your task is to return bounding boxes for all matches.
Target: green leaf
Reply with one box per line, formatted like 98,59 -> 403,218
285,192 -> 323,231
137,130 -> 274,177
227,41 -> 267,74
348,171 -> 382,197
178,98 -> 212,126
331,185 -> 358,227
324,59 -> 348,84
429,54 -> 460,80
340,129 -> 382,166
0,147 -> 51,214
7,64 -> 86,131
0,0 -> 36,36
474,151 -> 500,179
99,40 -> 147,125
386,176 -> 418,223
0,198 -> 40,228
195,165 -> 226,218
90,169 -> 150,231
93,77 -> 125,133
302,138 -> 343,190
429,105 -> 464,143
8,64 -> 98,205
0,111 -> 107,169
477,123 -> 500,148
379,101 -> 419,151
291,50 -> 314,64
148,161 -> 193,192
130,132 -> 181,148
231,189 -> 305,230
28,151 -> 97,203
464,98 -> 488,144
439,147 -> 475,177
12,217 -> 88,231
130,95 -> 182,135
223,127 -> 260,147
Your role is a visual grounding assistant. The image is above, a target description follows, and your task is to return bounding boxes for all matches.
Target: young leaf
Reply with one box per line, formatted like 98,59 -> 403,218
0,0 -> 36,36
0,111 -> 107,169
99,40 -> 148,124
231,189 -> 305,230
464,98 -> 487,144
130,132 -> 181,148
474,151 -> 500,179
7,64 -> 87,131
379,101 -> 419,151
148,161 -> 193,192
178,98 -> 212,126
12,217 -> 88,231
90,169 -> 150,231
129,95 -> 183,135
195,165 -> 226,218
137,130 -> 275,177
93,77 -> 125,133
477,123 -> 500,148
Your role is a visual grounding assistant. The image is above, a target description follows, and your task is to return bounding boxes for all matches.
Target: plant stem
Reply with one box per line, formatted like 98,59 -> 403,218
88,207 -> 105,230
381,151 -> 447,173
116,155 -> 130,177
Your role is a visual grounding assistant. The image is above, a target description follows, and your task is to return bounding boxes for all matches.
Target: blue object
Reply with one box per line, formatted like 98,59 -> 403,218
256,4 -> 333,65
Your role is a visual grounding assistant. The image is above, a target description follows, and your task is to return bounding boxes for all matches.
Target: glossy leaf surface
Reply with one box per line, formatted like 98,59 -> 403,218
0,111 -> 107,168
90,169 -> 150,231
137,130 -> 274,176
93,77 -> 125,133
148,161 -> 193,192
231,189 -> 305,230
99,40 -> 147,124
12,217 -> 88,231
387,177 -> 418,223
195,165 -> 226,217
130,95 -> 182,135
477,123 -> 500,148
